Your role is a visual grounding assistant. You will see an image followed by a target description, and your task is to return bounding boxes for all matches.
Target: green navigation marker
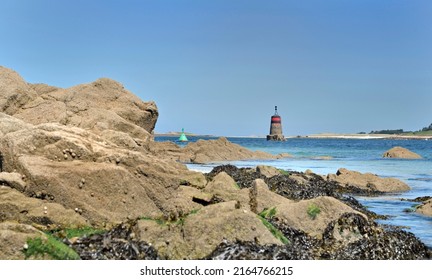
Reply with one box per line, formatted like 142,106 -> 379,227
178,128 -> 188,142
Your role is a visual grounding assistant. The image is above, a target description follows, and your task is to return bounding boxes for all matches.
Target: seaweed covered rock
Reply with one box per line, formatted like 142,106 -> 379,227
206,239 -> 313,260
71,222 -> 159,260
320,213 -> 430,260
206,213 -> 431,260
206,165 -> 379,219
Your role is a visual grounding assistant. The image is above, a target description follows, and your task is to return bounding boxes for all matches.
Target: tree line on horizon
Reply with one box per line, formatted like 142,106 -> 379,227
359,123 -> 432,135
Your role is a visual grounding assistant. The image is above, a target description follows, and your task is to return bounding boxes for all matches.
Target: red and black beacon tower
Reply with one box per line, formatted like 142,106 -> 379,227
266,106 -> 285,141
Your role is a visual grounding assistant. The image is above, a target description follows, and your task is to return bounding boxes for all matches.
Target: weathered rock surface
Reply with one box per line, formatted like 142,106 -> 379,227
150,137 -> 291,164
383,146 -> 422,159
416,198 -> 432,217
135,201 -> 282,259
206,165 -> 386,219
0,66 -> 158,145
256,165 -> 282,178
0,186 -> 88,229
327,168 -> 410,193
0,222 -> 46,260
0,66 -> 37,116
0,113 -> 201,225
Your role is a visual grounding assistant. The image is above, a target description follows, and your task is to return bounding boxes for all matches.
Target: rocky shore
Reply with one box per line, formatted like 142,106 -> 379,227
0,66 -> 430,260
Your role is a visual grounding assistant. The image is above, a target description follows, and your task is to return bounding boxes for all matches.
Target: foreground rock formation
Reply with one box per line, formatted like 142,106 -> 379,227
383,146 -> 422,159
0,66 -> 157,146
0,66 -> 429,260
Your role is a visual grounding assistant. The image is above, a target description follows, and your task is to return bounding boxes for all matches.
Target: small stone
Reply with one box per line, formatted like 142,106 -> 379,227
124,190 -> 128,195
44,210 -> 48,215
22,175 -> 26,180
43,206 -> 47,210
74,207 -> 79,212
64,154 -> 68,160
122,199 -> 126,204
81,178 -> 86,184
90,192 -> 94,197
23,243 -> 28,250
69,237 -> 79,244
116,158 -> 121,164
71,153 -> 77,158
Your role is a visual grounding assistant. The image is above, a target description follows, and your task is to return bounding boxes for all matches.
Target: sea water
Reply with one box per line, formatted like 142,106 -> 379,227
155,136 -> 432,248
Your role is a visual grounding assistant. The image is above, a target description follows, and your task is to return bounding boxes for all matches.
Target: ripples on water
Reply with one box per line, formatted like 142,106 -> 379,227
156,136 -> 432,248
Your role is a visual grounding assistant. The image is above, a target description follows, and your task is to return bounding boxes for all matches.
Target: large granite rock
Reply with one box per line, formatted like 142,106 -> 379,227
150,137 -> 292,164
136,201 -> 282,259
328,168 -> 410,193
0,66 -> 158,146
383,146 -> 422,159
0,113 -> 200,225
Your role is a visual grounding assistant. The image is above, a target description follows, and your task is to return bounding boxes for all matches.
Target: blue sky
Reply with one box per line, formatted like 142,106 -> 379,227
1,0 -> 431,136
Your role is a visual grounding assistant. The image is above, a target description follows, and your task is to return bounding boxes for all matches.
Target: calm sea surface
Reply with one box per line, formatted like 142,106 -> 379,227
156,136 -> 432,248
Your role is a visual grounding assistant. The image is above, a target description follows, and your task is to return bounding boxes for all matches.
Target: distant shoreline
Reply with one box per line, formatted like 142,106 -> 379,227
300,133 -> 432,140
155,132 -> 432,140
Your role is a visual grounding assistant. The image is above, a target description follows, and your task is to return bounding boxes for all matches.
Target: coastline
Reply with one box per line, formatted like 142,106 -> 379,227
156,133 -> 432,140
302,133 -> 432,140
